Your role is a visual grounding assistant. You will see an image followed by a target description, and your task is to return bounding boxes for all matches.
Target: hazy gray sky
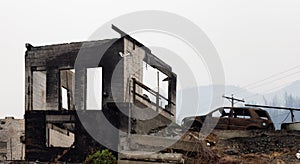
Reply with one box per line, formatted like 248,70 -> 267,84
1,0 -> 300,118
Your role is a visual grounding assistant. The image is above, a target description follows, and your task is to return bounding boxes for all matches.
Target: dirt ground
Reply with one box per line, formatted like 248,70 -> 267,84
209,130 -> 300,163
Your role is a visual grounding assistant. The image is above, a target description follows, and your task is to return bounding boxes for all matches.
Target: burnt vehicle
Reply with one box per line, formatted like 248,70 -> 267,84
181,107 -> 275,131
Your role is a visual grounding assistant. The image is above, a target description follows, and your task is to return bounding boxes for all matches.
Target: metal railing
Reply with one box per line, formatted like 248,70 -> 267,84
132,78 -> 175,116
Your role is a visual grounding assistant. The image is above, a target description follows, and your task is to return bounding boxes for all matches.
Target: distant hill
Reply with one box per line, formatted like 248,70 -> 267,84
269,80 -> 300,97
264,80 -> 300,105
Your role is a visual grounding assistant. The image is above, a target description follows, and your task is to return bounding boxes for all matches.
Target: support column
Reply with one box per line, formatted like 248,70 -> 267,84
75,68 -> 86,110
25,66 -> 32,111
46,67 -> 60,110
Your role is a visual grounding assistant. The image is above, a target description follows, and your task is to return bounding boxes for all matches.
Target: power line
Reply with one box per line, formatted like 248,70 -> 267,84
196,75 -> 299,112
181,67 -> 300,112
238,70 -> 300,94
243,78 -> 300,101
230,70 -> 300,102
226,64 -> 300,95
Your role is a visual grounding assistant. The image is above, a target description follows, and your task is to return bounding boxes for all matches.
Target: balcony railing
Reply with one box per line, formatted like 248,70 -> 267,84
132,78 -> 175,116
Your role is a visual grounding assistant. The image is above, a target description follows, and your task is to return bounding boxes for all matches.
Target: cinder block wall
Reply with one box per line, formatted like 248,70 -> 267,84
24,35 -> 177,162
123,38 -> 145,102
0,117 -> 25,161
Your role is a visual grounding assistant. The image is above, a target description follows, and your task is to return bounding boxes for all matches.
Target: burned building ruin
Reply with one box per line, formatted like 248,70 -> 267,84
0,117 -> 25,161
24,25 -> 177,162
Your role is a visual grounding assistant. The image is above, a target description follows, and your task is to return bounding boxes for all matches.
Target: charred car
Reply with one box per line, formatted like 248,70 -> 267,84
181,107 -> 275,131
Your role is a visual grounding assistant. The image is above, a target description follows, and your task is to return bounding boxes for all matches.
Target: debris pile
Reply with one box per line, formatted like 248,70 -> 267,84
213,131 -> 300,163
120,124 -> 220,163
123,123 -> 300,163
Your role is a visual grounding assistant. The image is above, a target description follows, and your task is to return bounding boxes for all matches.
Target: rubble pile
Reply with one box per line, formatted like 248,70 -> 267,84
180,131 -> 219,163
214,131 -> 300,163
124,123 -> 300,163
131,124 -> 220,163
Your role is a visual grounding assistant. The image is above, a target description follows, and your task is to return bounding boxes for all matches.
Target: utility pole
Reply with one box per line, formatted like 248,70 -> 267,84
245,104 -> 300,122
223,95 -> 245,107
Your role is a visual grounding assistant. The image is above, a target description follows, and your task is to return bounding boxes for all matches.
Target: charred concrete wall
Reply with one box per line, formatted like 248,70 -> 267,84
25,39 -> 123,162
25,38 -> 124,112
123,38 -> 145,101
24,31 -> 177,162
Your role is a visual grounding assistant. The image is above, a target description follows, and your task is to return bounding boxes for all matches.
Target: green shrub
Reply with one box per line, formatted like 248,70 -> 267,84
84,149 -> 116,164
